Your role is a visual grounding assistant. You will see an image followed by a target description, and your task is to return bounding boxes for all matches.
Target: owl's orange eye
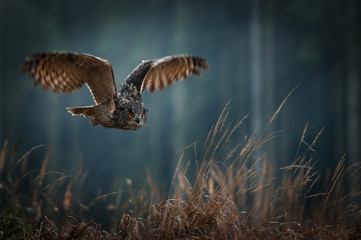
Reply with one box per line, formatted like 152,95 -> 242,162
129,113 -> 135,118
141,114 -> 145,119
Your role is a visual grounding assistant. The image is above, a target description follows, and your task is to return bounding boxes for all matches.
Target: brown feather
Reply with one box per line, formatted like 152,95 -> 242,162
141,55 -> 209,93
21,52 -> 117,110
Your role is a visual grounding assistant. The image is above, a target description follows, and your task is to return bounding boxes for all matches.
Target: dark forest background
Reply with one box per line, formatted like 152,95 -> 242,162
0,0 -> 360,201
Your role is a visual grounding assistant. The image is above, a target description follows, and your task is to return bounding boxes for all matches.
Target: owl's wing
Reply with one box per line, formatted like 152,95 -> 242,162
140,55 -> 210,93
20,52 -> 117,106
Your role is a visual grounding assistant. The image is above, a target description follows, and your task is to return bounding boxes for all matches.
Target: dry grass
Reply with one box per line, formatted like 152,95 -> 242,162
1,96 -> 361,239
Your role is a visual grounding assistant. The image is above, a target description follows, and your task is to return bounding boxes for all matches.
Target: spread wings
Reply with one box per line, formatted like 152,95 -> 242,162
140,55 -> 210,93
20,52 -> 117,106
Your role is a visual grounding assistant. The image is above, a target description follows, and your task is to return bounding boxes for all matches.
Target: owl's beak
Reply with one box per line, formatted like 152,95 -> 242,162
136,117 -> 141,123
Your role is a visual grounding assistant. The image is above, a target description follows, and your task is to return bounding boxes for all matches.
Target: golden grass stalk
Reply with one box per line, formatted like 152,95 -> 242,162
1,86 -> 360,238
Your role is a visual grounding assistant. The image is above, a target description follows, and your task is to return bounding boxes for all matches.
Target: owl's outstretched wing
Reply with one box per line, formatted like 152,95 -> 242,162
20,52 -> 117,106
139,55 -> 210,93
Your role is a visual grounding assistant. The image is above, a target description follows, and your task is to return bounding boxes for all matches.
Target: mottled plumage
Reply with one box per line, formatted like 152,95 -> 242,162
21,52 -> 209,130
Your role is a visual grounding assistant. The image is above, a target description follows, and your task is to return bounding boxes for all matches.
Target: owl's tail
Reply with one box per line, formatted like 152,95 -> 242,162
67,106 -> 95,118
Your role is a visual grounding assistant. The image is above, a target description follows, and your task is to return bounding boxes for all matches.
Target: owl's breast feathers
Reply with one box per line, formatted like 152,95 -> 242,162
116,82 -> 143,107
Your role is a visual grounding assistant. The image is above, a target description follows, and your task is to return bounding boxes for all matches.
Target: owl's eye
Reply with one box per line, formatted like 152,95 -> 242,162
141,114 -> 145,119
129,113 -> 135,118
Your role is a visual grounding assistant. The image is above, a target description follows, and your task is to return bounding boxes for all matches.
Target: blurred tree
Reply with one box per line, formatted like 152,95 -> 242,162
286,0 -> 361,167
345,0 -> 360,169
249,0 -> 262,147
263,0 -> 276,159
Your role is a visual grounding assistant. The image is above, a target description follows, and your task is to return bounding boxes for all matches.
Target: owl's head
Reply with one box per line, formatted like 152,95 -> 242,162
113,102 -> 148,130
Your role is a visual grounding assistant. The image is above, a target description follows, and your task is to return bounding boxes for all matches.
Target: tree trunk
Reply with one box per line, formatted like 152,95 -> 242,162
346,0 -> 361,202
346,0 -> 360,167
249,0 -> 263,225
46,95 -> 61,167
163,0 -> 187,188
333,59 -> 346,162
249,0 -> 262,159
263,0 -> 275,161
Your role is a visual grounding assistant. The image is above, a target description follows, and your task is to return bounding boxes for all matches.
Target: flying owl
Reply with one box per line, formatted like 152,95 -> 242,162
21,52 -> 209,130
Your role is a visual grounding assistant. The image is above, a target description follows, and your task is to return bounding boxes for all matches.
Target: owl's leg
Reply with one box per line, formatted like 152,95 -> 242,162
67,105 -> 106,126
89,118 -> 99,126
67,106 -> 100,126
67,106 -> 95,118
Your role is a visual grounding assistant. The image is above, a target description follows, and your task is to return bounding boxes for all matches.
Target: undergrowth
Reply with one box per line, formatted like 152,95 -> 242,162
1,93 -> 361,239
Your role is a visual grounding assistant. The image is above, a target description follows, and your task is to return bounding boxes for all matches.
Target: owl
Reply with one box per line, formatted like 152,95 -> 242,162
21,52 -> 209,130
